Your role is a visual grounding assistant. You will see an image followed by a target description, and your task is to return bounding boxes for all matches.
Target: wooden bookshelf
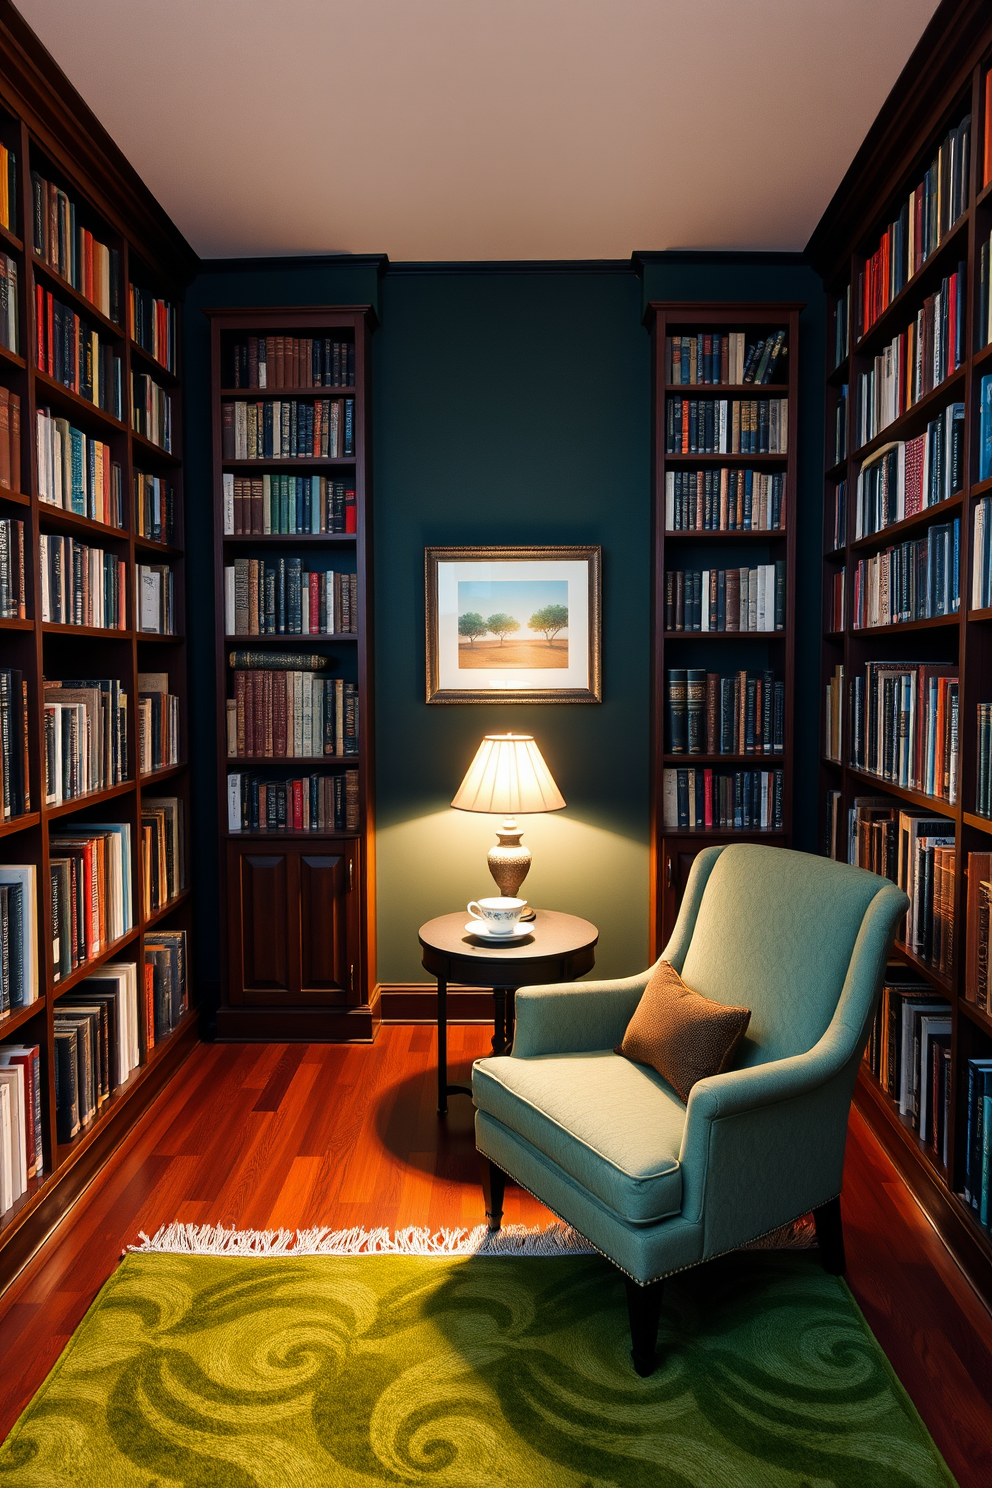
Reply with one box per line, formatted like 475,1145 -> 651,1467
808,0 -> 992,1306
206,308 -> 378,1040
0,0 -> 197,1289
646,303 -> 801,951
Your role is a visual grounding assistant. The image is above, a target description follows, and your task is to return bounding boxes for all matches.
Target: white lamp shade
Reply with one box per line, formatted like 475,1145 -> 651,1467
451,734 -> 565,814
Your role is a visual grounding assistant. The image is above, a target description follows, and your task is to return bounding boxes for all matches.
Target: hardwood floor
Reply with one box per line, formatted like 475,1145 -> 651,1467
1,1026 -> 990,1486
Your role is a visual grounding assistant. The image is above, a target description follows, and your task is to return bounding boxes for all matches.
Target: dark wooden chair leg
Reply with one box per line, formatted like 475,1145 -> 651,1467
624,1276 -> 665,1377
813,1195 -> 846,1275
481,1158 -> 505,1230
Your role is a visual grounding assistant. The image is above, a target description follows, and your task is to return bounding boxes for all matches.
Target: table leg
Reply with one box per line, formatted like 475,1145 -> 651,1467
437,978 -> 448,1115
491,987 -> 518,1055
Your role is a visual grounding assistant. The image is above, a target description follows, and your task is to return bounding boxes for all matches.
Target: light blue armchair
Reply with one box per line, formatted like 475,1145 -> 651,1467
472,844 -> 909,1374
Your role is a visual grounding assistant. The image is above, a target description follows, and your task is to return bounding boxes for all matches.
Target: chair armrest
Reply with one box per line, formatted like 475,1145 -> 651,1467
510,972 -> 653,1057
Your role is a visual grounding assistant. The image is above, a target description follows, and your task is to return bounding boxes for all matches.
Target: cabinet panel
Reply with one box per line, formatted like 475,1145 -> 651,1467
300,850 -> 359,1004
657,836 -> 787,947
238,852 -> 292,994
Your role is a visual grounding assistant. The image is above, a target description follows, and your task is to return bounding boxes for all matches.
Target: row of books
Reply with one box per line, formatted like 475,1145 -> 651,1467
0,670 -> 30,819
853,269 -> 965,449
663,469 -> 785,532
824,665 -> 843,765
826,567 -> 845,632
977,706 -> 992,818
0,253 -> 18,354
38,535 -> 126,628
827,480 -> 847,551
139,796 -> 185,918
31,170 -> 121,323
975,227 -> 992,352
50,821 -> 133,978
665,668 -> 784,756
664,564 -> 786,632
35,288 -> 123,419
229,336 -> 356,390
137,673 -> 180,774
36,408 -> 122,525
222,473 -> 356,536
833,286 -> 850,368
662,767 -> 784,831
134,472 -> 175,545
862,971 -> 951,1163
981,376 -> 992,483
226,668 -> 359,759
856,114 -> 971,339
224,560 -> 357,637
132,373 -> 172,452
227,770 -> 360,833
850,519 -> 960,628
0,142 -> 16,234
855,408 -> 964,539
221,398 -> 356,461
129,287 -> 176,373
0,1043 -> 42,1215
663,331 -> 787,386
43,677 -> 128,803
137,563 -> 175,634
964,1056 -> 992,1229
833,385 -> 847,464
665,398 -> 788,455
0,386 -> 20,492
0,864 -> 37,1011
0,517 -> 25,618
849,661 -> 958,803
972,491 -> 992,609
966,850 -> 992,1010
848,798 -> 955,969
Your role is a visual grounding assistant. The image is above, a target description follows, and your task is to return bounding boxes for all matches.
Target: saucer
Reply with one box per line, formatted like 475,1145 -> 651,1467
465,919 -> 532,945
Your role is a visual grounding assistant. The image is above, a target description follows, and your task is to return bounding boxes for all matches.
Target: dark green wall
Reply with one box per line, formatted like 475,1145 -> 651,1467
182,254 -> 824,995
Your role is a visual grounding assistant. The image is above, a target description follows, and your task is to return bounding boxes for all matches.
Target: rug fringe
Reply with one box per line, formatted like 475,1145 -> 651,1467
129,1221 -> 599,1258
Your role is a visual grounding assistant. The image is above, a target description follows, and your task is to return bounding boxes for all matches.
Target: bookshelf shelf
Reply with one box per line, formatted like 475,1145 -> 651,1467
0,617 -> 33,631
0,998 -> 45,1039
958,998 -> 992,1036
208,306 -> 377,1041
649,302 -> 800,950
968,606 -> 992,622
41,622 -> 131,638
0,221 -> 22,254
51,930 -> 138,997
892,939 -> 954,996
141,888 -> 191,932
33,369 -> 127,432
138,762 -> 187,786
846,766 -> 958,817
962,810 -> 992,833
130,431 -> 180,465
43,781 -> 134,819
129,340 -> 180,385
851,212 -> 970,358
0,811 -> 40,839
850,367 -> 967,465
849,493 -> 963,553
37,504 -> 126,542
825,459 -> 848,482
31,257 -> 125,338
0,341 -> 25,370
849,613 -> 960,635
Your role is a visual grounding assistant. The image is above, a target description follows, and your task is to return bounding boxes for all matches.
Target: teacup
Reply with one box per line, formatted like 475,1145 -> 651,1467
467,896 -> 527,936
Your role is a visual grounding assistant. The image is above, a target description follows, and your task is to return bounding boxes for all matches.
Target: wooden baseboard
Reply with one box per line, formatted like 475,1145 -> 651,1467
377,983 -> 496,1022
215,986 -> 382,1042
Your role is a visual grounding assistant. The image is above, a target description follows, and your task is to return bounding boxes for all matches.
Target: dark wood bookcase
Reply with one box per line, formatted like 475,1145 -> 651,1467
0,3 -> 197,1288
647,302 -> 801,953
206,307 -> 378,1040
807,0 -> 992,1305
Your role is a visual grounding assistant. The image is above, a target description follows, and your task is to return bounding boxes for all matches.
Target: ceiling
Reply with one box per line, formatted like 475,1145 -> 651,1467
16,0 -> 940,263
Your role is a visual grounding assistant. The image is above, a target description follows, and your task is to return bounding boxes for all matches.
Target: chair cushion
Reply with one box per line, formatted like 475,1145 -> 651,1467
615,959 -> 751,1102
472,1050 -> 685,1224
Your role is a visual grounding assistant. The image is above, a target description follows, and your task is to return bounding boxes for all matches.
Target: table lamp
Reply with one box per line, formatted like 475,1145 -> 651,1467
451,733 -> 565,910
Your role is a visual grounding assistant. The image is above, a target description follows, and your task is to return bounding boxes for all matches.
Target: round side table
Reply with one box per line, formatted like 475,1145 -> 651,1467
418,909 -> 598,1115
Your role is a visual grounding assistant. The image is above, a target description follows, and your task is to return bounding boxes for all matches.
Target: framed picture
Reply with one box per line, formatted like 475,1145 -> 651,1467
425,545 -> 602,704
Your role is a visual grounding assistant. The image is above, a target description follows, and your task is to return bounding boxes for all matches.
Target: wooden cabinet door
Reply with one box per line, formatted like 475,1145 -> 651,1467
227,840 -> 360,1007
657,838 -> 712,949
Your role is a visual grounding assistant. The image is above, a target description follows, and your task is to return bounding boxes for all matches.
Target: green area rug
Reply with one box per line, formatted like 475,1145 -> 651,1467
0,1235 -> 956,1487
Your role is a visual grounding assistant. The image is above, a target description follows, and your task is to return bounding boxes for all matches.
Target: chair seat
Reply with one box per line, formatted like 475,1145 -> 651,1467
473,1051 -> 685,1224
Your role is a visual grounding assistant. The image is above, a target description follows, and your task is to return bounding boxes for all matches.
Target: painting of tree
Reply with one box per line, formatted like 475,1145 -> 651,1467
528,604 -> 568,646
485,612 -> 521,645
457,611 -> 488,646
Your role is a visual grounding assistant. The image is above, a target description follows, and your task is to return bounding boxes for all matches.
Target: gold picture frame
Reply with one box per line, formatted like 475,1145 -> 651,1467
425,545 -> 602,704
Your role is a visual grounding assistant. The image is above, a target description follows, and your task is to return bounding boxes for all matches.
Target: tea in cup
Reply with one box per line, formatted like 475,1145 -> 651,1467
467,896 -> 527,936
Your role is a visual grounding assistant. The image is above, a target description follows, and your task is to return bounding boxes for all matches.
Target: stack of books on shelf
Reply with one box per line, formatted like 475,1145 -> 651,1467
140,796 -> 185,917
36,409 -> 122,524
0,142 -> 16,234
824,664 -> 844,764
0,252 -> 18,354
137,673 -> 179,774
0,516 -> 26,618
977,707 -> 992,818
222,397 -> 355,460
854,271 -> 965,448
665,398 -> 788,454
966,851 -> 991,1010
137,563 -> 174,634
34,290 -> 123,418
849,799 -> 955,971
0,670 -> 30,818
833,287 -> 850,367
223,473 -> 356,535
226,655 -> 359,759
855,414 -> 965,538
833,386 -> 848,464
134,472 -> 174,545
144,930 -> 188,1048
229,336 -> 355,389
42,678 -> 128,804
851,517 -> 959,627
224,559 -> 358,636
0,864 -> 37,1013
856,114 -> 971,339
49,821 -> 133,979
664,563 -> 785,632
972,495 -> 992,609
227,770 -> 360,833
31,170 -> 120,321
664,468 -> 785,530
827,481 -> 847,550
665,667 -> 784,755
827,567 -> 845,631
0,388 -> 21,493
664,331 -> 787,385
0,1043 -> 42,1212
848,661 -> 958,802
39,535 -> 126,627
862,967 -> 952,1165
662,766 -> 784,831
964,1055 -> 992,1231
132,373 -> 172,452
53,962 -> 141,1142
129,287 -> 176,372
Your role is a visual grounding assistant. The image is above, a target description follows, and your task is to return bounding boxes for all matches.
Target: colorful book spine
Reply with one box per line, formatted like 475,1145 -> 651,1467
848,661 -> 958,802
664,330 -> 787,386
851,518 -> 959,627
855,407 -> 964,539
131,373 -> 172,451
221,397 -> 356,460
230,336 -> 356,389
665,668 -> 784,755
35,408 -> 120,523
665,397 -> 788,454
222,473 -> 355,536
227,770 -> 359,832
38,535 -> 126,628
0,518 -> 26,619
661,766 -> 784,830
664,468 -> 785,530
854,269 -> 965,448
226,671 -> 358,759
34,289 -> 122,418
128,286 -> 177,372
30,170 -> 120,322
224,559 -> 358,637
663,564 -> 785,632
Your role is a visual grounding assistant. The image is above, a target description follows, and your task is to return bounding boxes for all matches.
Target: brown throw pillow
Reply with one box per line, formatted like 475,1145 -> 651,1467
615,960 -> 751,1104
